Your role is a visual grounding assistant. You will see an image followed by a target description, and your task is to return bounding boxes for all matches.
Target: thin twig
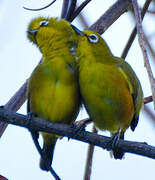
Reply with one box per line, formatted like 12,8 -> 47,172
144,95 -> 153,104
121,0 -> 152,59
144,32 -> 155,60
132,0 -> 155,108
76,118 -> 92,127
84,126 -> 97,180
89,0 -> 132,33
0,108 -> 155,159
140,8 -> 155,14
23,0 -> 57,11
61,0 -> 77,21
69,0 -> 92,22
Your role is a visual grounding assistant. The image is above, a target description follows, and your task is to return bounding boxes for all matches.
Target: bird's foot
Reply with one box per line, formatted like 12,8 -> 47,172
110,131 -> 120,149
69,120 -> 88,140
26,112 -> 39,139
109,130 -> 124,159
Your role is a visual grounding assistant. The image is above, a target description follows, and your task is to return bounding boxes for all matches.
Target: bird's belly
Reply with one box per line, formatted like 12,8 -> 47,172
30,80 -> 79,124
85,92 -> 134,133
80,66 -> 134,133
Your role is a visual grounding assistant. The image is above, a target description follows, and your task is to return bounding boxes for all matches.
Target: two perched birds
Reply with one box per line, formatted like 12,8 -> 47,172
27,17 -> 143,171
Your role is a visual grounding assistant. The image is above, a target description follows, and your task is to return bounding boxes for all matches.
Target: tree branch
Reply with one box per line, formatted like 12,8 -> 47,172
61,0 -> 77,21
69,0 -> 92,22
89,0 -> 132,33
144,32 -> 155,61
0,80 -> 28,137
0,108 -> 155,160
144,95 -> 153,104
121,0 -> 152,59
0,58 -> 42,138
132,0 -> 155,108
84,125 -> 97,180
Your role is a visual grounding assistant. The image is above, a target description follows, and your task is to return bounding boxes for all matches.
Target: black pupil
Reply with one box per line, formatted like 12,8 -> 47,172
90,35 -> 96,40
41,21 -> 48,26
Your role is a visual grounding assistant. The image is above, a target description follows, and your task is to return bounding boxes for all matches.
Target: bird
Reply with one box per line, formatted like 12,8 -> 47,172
27,17 -> 81,170
72,28 -> 143,159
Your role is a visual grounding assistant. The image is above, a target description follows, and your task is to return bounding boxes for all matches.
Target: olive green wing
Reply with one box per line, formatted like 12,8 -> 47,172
117,58 -> 143,131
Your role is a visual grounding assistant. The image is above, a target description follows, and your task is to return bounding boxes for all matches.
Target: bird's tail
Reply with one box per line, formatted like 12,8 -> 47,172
110,132 -> 124,159
40,135 -> 57,171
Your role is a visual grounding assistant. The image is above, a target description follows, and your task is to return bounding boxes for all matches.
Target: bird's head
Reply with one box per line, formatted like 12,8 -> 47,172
71,27 -> 112,59
27,17 -> 79,52
27,17 -> 51,44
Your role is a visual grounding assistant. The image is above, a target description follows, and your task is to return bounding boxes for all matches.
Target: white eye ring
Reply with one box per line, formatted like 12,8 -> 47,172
40,20 -> 49,27
88,34 -> 99,43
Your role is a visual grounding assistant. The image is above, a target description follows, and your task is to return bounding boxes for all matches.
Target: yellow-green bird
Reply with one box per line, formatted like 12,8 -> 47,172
73,28 -> 143,159
27,17 -> 81,170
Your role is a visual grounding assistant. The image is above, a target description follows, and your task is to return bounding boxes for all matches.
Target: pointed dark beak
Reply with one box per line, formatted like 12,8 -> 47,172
71,24 -> 84,36
27,29 -> 39,36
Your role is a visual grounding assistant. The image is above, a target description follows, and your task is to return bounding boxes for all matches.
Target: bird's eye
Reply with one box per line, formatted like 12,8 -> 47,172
40,20 -> 49,27
88,34 -> 99,43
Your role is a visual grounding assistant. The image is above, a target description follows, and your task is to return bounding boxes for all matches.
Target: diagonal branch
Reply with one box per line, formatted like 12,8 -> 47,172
61,0 -> 77,21
69,0 -> 92,22
0,80 -> 28,137
0,58 -> 43,138
121,0 -> 152,59
89,0 -> 132,33
144,95 -> 153,104
0,108 -> 155,159
132,0 -> 155,108
144,32 -> 155,60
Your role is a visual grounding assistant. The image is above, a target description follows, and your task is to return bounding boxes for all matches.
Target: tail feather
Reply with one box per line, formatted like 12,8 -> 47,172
130,115 -> 139,131
40,138 -> 57,171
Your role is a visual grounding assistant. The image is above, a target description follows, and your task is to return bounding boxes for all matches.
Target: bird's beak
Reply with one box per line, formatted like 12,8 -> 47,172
71,24 -> 84,36
27,29 -> 39,36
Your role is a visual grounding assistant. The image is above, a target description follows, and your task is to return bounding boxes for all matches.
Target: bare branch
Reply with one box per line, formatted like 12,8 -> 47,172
144,32 -> 155,60
69,0 -> 92,22
132,0 -> 155,108
0,59 -> 42,138
89,0 -> 132,33
144,95 -> 153,104
121,0 -> 152,59
84,126 -> 97,180
0,80 -> 28,137
0,108 -> 155,159
61,0 -> 77,21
